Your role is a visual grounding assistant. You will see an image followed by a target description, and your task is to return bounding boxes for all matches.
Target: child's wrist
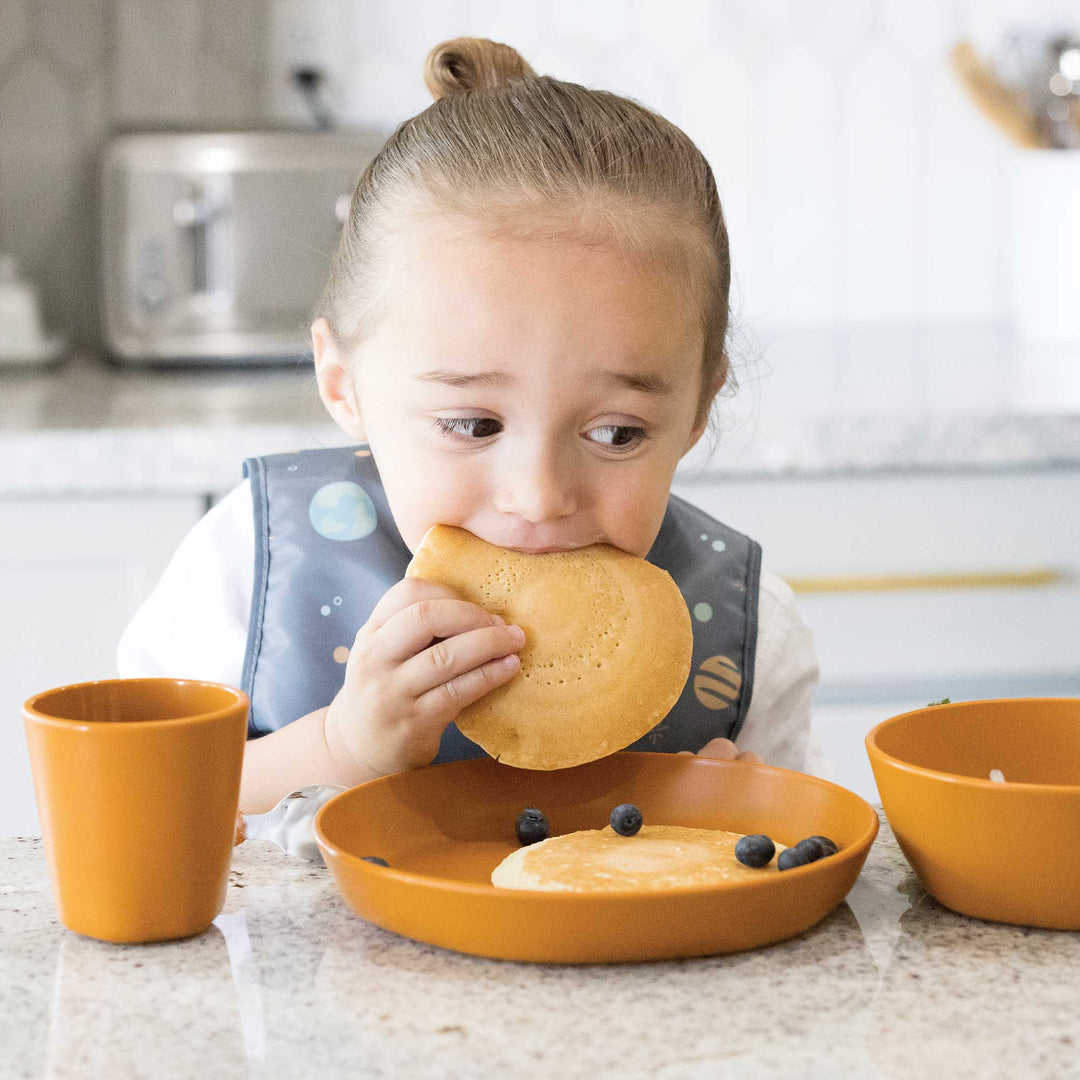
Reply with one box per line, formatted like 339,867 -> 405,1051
322,702 -> 381,784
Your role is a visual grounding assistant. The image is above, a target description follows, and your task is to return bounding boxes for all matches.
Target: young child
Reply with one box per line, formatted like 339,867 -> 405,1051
118,38 -> 819,813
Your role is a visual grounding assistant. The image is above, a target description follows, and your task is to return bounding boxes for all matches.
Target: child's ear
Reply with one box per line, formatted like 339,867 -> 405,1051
312,318 -> 367,441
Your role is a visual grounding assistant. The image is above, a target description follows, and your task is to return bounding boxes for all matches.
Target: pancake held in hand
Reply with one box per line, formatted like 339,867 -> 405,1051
491,825 -> 787,891
405,525 -> 693,769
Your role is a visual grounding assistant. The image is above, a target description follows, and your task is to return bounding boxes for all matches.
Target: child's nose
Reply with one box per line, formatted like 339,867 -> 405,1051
496,449 -> 578,523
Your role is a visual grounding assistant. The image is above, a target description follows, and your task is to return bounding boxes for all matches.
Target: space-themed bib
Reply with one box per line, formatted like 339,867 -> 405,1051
241,445 -> 761,759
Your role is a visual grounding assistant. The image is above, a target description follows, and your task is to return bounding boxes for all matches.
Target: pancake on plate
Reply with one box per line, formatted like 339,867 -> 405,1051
405,524 -> 693,770
491,825 -> 787,891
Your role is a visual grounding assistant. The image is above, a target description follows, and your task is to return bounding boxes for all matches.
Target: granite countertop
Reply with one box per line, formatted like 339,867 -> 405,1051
1,324 -> 1079,498
3,810 -> 1078,1079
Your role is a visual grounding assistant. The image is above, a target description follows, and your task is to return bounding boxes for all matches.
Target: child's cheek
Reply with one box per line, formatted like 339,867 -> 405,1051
600,485 -> 670,558
390,468 -> 482,555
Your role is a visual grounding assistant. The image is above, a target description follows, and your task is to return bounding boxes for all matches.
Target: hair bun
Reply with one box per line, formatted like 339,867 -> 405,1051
423,37 -> 536,100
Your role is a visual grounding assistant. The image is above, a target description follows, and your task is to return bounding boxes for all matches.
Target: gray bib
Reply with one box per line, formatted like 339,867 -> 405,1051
242,445 -> 760,760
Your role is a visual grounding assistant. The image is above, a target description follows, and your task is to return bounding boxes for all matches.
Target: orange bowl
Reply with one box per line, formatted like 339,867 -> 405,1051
866,697 -> 1080,930
314,751 -> 878,963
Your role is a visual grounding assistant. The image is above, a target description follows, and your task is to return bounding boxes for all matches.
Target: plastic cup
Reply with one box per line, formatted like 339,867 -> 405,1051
23,678 -> 248,943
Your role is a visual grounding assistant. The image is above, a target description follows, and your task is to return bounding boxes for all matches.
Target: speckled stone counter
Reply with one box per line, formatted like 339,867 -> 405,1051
3,811 -> 1078,1079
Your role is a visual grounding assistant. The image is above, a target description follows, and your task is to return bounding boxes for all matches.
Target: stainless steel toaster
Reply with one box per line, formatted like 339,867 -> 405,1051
100,130 -> 385,366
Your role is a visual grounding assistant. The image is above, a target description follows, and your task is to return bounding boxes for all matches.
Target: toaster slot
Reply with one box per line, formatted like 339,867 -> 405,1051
173,174 -> 235,314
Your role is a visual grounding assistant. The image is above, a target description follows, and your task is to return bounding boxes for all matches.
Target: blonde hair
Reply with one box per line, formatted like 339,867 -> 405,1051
316,37 -> 734,425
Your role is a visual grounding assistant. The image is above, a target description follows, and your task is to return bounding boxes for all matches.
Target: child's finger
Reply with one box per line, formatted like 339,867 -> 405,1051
398,623 -> 524,698
735,750 -> 763,764
696,737 -> 739,761
375,597 -> 511,664
364,576 -> 464,633
414,650 -> 521,718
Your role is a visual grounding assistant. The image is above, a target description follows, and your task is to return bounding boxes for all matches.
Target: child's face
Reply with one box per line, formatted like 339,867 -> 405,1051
315,218 -> 714,558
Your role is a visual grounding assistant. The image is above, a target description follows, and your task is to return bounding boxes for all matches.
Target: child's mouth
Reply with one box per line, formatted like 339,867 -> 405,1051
454,526 -> 606,554
503,543 -> 587,554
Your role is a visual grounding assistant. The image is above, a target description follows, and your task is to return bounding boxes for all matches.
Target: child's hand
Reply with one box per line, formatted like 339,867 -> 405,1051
678,737 -> 762,764
323,577 -> 525,779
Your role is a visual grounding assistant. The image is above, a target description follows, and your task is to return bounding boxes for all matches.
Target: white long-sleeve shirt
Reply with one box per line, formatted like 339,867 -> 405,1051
117,480 -> 823,772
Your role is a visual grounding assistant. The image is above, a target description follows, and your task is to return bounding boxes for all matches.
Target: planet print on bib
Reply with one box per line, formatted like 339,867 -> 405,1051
308,481 -> 377,541
693,654 -> 742,710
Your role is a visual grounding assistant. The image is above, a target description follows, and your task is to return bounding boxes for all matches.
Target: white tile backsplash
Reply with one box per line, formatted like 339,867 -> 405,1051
1,0 -> 1077,350
260,0 -> 1079,332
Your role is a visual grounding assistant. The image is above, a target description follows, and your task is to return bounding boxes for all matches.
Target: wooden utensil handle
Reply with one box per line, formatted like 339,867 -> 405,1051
950,41 -> 1050,150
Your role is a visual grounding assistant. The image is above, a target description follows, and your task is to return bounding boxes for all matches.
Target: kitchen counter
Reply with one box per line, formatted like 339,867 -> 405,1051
2,324 -> 1079,497
3,810 -> 1079,1079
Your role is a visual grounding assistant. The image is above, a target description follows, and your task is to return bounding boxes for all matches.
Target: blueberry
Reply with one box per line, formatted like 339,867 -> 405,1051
361,856 -> 389,867
734,834 -> 776,868
515,808 -> 549,845
794,837 -> 827,863
804,835 -> 839,858
610,803 -> 643,836
777,847 -> 811,871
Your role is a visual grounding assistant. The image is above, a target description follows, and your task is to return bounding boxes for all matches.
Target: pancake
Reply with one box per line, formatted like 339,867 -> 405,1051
491,825 -> 787,891
405,524 -> 693,770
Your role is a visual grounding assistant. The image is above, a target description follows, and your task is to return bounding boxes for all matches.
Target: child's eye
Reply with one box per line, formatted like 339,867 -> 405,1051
434,417 -> 503,440
588,425 -> 647,450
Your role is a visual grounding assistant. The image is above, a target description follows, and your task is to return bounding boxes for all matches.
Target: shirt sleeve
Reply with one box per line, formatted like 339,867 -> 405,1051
116,480 -> 255,688
734,567 -> 826,773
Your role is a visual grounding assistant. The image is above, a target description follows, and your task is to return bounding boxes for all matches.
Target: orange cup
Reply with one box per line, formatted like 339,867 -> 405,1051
23,678 -> 249,943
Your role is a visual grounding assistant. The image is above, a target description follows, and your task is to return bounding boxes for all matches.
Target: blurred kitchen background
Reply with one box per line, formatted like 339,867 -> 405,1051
1,0 -> 1079,833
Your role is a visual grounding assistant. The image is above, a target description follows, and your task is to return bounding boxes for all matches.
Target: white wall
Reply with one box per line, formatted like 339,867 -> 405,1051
269,0 -> 1080,332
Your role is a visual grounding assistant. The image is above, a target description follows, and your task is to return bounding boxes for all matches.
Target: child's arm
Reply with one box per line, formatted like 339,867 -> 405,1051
240,574 -> 525,813
117,480 -> 523,813
239,706 -> 376,813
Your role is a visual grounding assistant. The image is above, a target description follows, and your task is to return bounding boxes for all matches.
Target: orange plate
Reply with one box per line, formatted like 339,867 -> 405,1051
867,697 -> 1080,930
314,752 -> 879,963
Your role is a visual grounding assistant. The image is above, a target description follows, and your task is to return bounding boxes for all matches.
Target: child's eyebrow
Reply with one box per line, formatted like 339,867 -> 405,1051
414,369 -> 674,395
